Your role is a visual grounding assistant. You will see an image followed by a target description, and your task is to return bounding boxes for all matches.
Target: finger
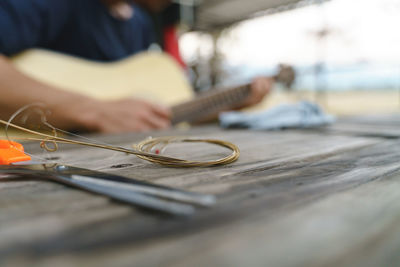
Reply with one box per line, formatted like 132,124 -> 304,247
115,106 -> 168,131
96,109 -> 147,133
140,111 -> 171,129
149,104 -> 171,119
240,78 -> 271,107
101,118 -> 151,133
97,114 -> 135,133
129,99 -> 171,119
256,78 -> 273,97
253,77 -> 271,95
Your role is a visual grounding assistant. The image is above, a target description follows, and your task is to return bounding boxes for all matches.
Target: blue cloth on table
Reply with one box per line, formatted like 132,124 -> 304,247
219,101 -> 335,130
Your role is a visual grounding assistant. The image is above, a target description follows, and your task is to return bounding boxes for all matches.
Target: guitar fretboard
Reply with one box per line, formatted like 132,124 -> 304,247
171,84 -> 251,124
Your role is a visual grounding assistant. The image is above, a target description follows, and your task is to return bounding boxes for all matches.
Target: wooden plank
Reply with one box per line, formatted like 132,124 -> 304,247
339,114 -> 400,125
1,124 -> 400,266
323,114 -> 400,138
26,138 -> 400,267
96,165 -> 400,267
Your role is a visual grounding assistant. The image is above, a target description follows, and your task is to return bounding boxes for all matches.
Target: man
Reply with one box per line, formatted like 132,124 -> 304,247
0,0 -> 271,133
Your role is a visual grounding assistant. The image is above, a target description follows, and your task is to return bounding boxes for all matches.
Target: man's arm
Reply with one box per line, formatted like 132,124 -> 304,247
0,54 -> 171,133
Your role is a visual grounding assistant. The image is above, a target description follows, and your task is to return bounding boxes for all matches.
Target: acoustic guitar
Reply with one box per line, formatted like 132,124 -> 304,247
12,49 -> 295,124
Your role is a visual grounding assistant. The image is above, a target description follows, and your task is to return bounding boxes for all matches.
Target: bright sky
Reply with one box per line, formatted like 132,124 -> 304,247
180,0 -> 400,66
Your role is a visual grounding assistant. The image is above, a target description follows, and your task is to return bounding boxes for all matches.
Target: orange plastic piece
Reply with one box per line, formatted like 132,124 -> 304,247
0,140 -> 31,165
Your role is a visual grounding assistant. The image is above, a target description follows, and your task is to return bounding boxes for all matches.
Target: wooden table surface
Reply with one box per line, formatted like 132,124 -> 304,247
2,115 -> 400,267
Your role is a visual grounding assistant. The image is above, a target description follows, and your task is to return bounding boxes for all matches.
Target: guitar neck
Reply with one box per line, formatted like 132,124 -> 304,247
171,83 -> 252,124
171,71 -> 286,124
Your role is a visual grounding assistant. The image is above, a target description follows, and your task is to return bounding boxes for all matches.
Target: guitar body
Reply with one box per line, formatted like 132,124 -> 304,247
12,49 -> 194,105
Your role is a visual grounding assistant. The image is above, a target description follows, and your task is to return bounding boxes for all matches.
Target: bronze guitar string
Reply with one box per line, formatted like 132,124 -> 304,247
0,110 -> 240,167
134,136 -> 240,167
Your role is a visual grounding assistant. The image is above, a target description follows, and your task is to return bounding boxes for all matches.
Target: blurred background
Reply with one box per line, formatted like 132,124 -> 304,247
174,0 -> 400,115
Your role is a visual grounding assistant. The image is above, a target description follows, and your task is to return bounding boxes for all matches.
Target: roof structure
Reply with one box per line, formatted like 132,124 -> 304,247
192,0 -> 330,31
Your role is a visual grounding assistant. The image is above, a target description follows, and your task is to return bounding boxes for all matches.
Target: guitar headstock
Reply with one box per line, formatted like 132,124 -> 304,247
275,64 -> 296,88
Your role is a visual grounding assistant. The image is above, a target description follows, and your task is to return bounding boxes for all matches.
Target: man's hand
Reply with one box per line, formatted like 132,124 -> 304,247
240,77 -> 274,108
51,98 -> 171,133
1,54 -> 172,134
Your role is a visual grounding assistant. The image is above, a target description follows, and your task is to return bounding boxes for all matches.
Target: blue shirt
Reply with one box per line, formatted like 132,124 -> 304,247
0,0 -> 155,61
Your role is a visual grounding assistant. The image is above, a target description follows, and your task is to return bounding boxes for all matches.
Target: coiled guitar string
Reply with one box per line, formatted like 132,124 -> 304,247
0,104 -> 239,167
134,136 -> 240,167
